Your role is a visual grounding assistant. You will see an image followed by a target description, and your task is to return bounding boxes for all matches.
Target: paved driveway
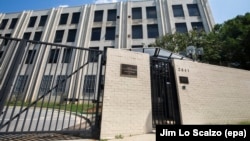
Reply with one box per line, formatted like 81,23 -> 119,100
0,106 -> 84,132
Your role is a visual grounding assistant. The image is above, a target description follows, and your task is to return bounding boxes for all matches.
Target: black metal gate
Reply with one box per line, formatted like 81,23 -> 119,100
150,57 -> 181,127
0,36 -> 104,139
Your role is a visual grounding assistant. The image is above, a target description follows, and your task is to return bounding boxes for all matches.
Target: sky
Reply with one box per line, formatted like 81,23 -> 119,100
0,0 -> 249,24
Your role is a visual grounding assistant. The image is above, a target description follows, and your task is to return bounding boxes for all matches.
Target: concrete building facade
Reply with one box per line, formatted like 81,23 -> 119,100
0,0 -> 215,49
0,0 -> 215,101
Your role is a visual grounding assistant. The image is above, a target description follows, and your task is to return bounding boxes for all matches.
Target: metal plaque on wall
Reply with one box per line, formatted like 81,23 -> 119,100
120,64 -> 137,77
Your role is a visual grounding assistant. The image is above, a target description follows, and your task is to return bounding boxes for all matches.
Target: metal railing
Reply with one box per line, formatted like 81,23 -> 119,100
0,36 -> 104,139
150,57 -> 181,127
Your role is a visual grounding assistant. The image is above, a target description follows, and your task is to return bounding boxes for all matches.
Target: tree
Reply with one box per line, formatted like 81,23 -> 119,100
151,29 -> 216,62
219,13 -> 250,69
151,12 -> 250,70
202,24 -> 223,64
151,30 -> 207,53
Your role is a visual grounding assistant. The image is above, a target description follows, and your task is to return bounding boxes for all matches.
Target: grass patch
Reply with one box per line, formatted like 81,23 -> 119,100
239,121 -> 250,125
115,134 -> 124,139
7,101 -> 94,114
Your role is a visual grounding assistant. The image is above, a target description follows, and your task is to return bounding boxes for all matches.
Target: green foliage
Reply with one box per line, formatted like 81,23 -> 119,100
100,139 -> 108,141
151,12 -> 250,70
219,13 -> 250,69
239,121 -> 250,125
115,134 -> 124,139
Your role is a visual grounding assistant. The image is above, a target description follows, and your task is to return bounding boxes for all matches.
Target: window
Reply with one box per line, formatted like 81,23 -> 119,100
67,29 -> 77,42
88,47 -> 99,62
14,75 -> 28,93
39,15 -> 48,26
147,24 -> 159,38
187,4 -> 200,16
172,5 -> 184,17
48,49 -> 60,63
23,32 -> 31,40
28,16 -> 37,27
39,75 -> 53,94
34,31 -> 42,41
132,45 -> 143,48
94,10 -> 103,22
71,12 -> 80,24
191,22 -> 204,31
0,51 -> 4,60
25,50 -> 36,64
105,27 -> 116,40
83,75 -> 96,94
54,30 -> 64,43
91,28 -> 101,41
0,19 -> 8,29
4,34 -> 11,46
9,18 -> 18,29
132,25 -> 143,39
59,13 -> 69,25
56,75 -> 67,93
132,7 -> 142,19
107,9 -> 117,21
146,6 -> 157,19
62,48 -> 73,63
175,23 -> 188,33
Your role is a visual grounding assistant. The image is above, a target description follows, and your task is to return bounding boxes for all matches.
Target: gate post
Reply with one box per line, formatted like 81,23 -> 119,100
0,39 -> 27,115
91,52 -> 104,138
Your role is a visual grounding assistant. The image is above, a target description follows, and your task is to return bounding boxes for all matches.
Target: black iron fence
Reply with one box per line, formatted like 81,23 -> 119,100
0,36 -> 104,139
150,57 -> 181,127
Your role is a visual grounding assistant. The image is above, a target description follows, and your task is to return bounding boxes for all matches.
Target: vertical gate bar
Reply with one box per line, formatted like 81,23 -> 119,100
6,40 -> 25,132
93,51 -> 103,138
0,39 -> 27,132
23,43 -> 43,132
158,59 -> 163,125
47,45 -> 61,131
13,41 -> 33,132
67,48 -> 81,130
22,42 -> 39,131
0,39 -> 21,117
20,42 -> 36,132
60,52 -> 73,131
79,50 -> 88,131
159,59 -> 165,125
168,61 -> 175,124
81,49 -> 92,131
150,58 -> 154,127
88,50 -> 98,133
54,47 -> 70,130
67,59 -> 77,130
73,49 -> 83,131
40,46 -> 54,131
169,61 -> 181,124
87,50 -> 97,129
68,49 -> 88,130
162,61 -> 168,124
167,62 -> 174,124
155,59 -> 161,125
32,44 -> 51,132
72,49 -> 83,131
43,45 -> 59,131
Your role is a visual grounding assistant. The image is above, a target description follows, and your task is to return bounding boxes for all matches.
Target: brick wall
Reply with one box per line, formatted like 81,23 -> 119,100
172,59 -> 250,124
100,48 -> 152,139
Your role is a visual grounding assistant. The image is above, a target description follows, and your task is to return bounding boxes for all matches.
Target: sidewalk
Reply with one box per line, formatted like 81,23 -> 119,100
108,133 -> 155,141
68,133 -> 155,141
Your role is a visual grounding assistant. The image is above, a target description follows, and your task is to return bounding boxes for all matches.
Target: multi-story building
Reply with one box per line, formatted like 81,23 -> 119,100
0,0 -> 214,49
0,0 -> 215,102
